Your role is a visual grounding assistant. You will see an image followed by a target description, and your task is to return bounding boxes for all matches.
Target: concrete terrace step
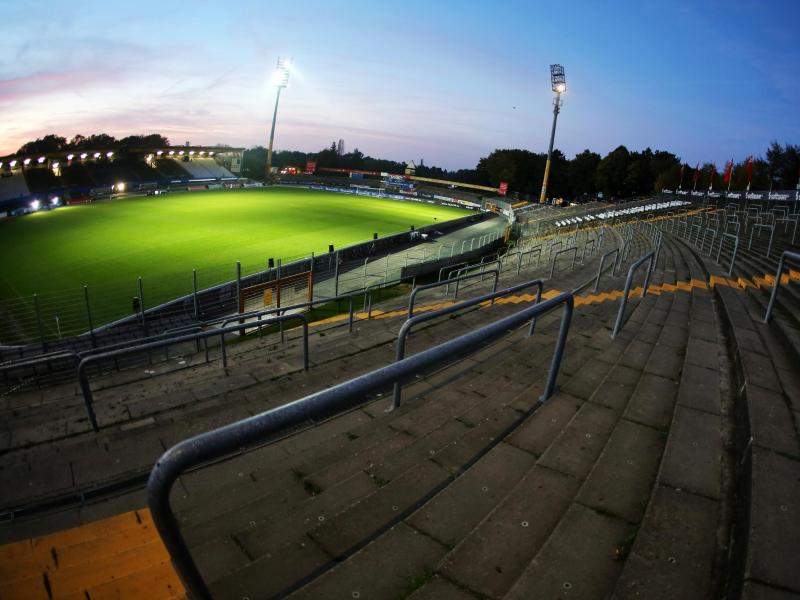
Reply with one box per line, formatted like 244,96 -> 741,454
671,231 -> 800,597
0,244 -> 632,539
294,255 -> 680,599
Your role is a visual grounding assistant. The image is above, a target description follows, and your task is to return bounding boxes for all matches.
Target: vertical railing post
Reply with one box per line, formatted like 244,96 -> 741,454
84,285 -> 96,347
192,269 -> 199,320
138,277 -> 148,336
33,293 -> 47,352
235,262 -> 242,314
334,251 -> 340,297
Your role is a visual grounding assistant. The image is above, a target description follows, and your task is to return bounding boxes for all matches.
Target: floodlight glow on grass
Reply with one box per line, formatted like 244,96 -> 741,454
30,199 -> 40,211
37,156 -> 46,164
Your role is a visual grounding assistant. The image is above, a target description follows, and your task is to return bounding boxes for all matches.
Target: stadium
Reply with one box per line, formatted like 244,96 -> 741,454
2,5 -> 800,600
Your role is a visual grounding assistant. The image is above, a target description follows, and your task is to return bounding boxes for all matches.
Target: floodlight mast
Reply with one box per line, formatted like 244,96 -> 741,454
266,57 -> 291,181
539,64 -> 565,204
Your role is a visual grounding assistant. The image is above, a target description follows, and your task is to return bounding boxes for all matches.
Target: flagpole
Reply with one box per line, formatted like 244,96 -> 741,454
727,160 -> 733,192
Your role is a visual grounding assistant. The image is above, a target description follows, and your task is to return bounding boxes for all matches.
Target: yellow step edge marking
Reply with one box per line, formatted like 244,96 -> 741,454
0,509 -> 185,600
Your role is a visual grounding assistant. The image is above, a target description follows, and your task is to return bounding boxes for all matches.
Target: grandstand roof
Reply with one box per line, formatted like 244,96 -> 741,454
0,146 -> 244,166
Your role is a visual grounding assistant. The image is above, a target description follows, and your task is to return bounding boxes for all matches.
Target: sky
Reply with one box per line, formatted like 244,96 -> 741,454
1,0 -> 799,170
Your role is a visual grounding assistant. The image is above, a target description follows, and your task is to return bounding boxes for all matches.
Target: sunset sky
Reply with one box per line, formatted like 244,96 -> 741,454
2,0 -> 799,169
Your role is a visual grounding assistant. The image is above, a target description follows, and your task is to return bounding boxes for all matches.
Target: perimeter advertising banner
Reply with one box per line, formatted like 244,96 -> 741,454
661,189 -> 800,202
305,160 -> 316,174
498,182 -> 508,196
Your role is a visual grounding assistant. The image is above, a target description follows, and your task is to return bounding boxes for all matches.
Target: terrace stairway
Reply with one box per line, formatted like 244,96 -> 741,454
2,211 -> 794,599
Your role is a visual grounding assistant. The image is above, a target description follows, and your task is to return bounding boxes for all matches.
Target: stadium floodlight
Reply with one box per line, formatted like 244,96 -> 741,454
209,151 -> 215,156
106,151 -> 114,158
51,197 -> 59,206
116,182 -> 126,192
168,150 -> 175,156
0,162 -> 3,168
157,150 -> 163,156
189,150 -> 195,156
178,150 -> 185,156
23,158 -> 31,165
52,161 -> 59,168
266,56 -> 292,180
80,153 -> 88,160
539,64 -> 566,204
9,160 -> 17,167
37,156 -> 46,164
93,152 -> 101,158
67,153 -> 74,161
30,199 -> 40,211
199,151 -> 205,155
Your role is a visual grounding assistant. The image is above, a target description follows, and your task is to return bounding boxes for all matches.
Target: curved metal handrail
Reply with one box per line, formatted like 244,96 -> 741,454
147,290 -> 574,600
77,314 -> 308,431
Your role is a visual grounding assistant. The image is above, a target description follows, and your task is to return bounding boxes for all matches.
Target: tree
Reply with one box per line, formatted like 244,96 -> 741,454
568,150 -> 601,197
17,134 -> 68,154
595,145 -> 630,198
117,134 -> 170,148
766,141 -> 800,189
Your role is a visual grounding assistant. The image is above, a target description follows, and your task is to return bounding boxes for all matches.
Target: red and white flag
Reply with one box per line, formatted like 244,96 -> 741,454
745,156 -> 754,190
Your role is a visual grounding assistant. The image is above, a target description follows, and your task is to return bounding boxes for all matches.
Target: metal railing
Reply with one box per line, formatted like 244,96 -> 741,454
593,248 -> 620,293
77,314 -> 309,431
548,247 -> 578,280
394,278 -> 546,406
715,232 -> 740,276
764,250 -> 800,323
147,290 -> 574,600
408,270 -> 500,319
747,223 -> 775,258
611,251 -> 655,338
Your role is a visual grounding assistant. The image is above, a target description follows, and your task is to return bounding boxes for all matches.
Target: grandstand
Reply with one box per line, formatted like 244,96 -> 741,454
0,170 -> 30,203
0,193 -> 797,599
0,146 -> 244,214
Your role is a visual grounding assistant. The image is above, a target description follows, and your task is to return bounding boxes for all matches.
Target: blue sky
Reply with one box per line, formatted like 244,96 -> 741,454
1,0 -> 798,169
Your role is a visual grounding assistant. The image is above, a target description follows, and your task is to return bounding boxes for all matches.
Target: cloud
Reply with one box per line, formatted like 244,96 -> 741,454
0,66 -> 124,103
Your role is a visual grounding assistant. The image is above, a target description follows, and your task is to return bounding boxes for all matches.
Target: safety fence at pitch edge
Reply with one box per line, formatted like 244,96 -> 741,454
0,212 -> 499,351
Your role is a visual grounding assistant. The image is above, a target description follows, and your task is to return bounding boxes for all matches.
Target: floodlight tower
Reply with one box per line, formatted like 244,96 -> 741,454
266,57 -> 291,180
539,64 -> 566,204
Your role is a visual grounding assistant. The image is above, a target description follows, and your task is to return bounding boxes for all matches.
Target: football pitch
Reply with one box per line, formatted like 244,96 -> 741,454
0,187 -> 470,341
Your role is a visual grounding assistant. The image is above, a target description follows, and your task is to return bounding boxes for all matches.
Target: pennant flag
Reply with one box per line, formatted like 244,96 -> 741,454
692,163 -> 699,183
723,159 -> 734,184
709,164 -> 717,189
746,156 -> 754,185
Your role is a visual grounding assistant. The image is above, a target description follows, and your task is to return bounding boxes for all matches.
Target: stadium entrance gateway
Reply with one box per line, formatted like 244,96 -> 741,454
238,270 -> 313,316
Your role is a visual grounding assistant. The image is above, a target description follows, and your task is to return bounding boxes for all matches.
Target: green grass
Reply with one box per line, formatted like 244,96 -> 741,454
0,187 -> 468,342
